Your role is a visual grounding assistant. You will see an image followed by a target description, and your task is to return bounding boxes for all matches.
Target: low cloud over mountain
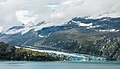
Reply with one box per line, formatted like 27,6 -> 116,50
0,0 -> 120,30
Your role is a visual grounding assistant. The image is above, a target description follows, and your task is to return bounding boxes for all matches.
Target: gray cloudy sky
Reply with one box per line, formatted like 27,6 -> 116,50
0,0 -> 120,31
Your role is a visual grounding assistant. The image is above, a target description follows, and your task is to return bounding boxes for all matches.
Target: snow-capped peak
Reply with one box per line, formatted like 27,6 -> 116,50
4,16 -> 120,36
4,21 -> 65,35
4,25 -> 32,35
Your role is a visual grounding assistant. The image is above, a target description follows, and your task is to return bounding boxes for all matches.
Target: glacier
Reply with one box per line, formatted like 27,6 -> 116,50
15,46 -> 106,62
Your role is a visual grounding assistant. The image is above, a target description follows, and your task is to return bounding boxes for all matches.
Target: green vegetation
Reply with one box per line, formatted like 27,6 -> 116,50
0,42 -> 63,61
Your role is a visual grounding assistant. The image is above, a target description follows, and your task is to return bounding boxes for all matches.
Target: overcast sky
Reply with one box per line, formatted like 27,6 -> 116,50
0,0 -> 120,31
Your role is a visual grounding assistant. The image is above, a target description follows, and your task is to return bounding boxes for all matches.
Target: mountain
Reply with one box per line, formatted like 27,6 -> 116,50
37,29 -> 120,60
70,17 -> 120,30
0,17 -> 120,60
1,17 -> 120,45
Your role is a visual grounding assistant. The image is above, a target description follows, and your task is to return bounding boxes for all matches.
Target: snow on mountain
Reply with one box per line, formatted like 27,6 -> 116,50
3,16 -> 120,36
71,16 -> 120,32
4,21 -> 66,35
87,25 -> 101,29
39,35 -> 45,38
71,20 -> 93,27
34,21 -> 66,31
98,29 -> 120,32
4,25 -> 33,35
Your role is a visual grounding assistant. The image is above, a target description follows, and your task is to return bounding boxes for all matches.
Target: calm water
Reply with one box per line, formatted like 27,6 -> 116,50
0,61 -> 120,69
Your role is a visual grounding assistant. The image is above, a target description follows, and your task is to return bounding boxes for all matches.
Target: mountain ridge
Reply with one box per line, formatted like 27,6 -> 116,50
0,17 -> 120,60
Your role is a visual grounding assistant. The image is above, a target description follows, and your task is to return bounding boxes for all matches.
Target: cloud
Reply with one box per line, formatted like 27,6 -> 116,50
0,26 -> 3,32
0,0 -> 7,5
47,2 -> 61,8
52,0 -> 120,18
16,10 -> 38,25
0,0 -> 120,30
50,12 -> 63,18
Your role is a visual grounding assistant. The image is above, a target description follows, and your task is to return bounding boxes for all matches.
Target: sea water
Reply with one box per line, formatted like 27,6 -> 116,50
0,61 -> 120,69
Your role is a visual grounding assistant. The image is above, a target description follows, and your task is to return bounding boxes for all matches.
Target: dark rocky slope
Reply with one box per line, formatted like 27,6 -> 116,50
34,29 -> 120,61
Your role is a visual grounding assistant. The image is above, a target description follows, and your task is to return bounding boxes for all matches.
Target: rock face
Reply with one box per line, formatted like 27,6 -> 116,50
0,42 -> 63,61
